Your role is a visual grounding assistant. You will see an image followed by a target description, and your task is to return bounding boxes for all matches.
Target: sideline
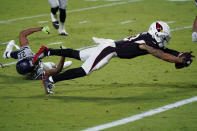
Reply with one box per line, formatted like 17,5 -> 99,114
81,96 -> 197,131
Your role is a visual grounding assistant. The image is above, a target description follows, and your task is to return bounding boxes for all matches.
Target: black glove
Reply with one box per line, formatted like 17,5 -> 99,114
175,51 -> 195,69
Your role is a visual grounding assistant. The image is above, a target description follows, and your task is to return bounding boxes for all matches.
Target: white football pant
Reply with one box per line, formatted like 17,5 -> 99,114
48,0 -> 68,9
192,32 -> 197,42
80,41 -> 117,75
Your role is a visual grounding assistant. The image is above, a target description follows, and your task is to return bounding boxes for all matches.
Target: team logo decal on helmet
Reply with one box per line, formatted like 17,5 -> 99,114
156,22 -> 163,32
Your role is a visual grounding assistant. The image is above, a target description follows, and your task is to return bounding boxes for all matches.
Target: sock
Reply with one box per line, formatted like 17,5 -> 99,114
52,67 -> 86,83
49,48 -> 80,60
59,8 -> 66,23
51,7 -> 59,15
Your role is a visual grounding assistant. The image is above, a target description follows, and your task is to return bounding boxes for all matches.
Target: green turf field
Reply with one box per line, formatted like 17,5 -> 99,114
0,0 -> 197,130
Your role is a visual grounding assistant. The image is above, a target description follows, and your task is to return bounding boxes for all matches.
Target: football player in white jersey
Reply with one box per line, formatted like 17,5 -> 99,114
34,21 -> 194,94
48,0 -> 68,36
3,26 -> 71,82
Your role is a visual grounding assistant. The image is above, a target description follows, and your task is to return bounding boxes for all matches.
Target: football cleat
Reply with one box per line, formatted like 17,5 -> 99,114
52,21 -> 59,30
58,29 -> 68,36
3,40 -> 15,59
42,76 -> 54,94
58,22 -> 68,36
33,46 -> 49,64
50,13 -> 59,29
63,61 -> 72,69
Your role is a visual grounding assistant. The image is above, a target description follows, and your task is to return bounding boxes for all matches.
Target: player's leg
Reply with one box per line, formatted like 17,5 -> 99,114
192,16 -> 197,42
81,44 -> 117,75
58,0 -> 68,36
48,0 -> 60,29
3,40 -> 20,59
42,43 -> 116,93
33,45 -> 98,64
79,46 -> 98,62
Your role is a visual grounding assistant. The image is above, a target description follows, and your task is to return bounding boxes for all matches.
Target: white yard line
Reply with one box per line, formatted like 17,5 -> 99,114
120,20 -> 133,24
0,41 -> 9,45
171,25 -> 192,32
166,21 -> 176,24
48,42 -> 63,45
0,0 -> 143,24
0,61 -> 17,68
79,20 -> 89,24
82,96 -> 197,131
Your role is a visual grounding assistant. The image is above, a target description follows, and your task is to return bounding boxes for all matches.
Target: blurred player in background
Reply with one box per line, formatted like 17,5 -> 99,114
3,26 -> 71,81
192,0 -> 197,42
49,0 -> 68,36
34,21 -> 194,94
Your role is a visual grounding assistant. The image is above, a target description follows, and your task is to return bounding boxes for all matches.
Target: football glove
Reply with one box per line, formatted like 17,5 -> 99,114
41,26 -> 50,34
175,51 -> 195,69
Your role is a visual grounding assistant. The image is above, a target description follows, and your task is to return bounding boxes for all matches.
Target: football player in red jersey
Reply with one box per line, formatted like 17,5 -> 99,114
34,21 -> 194,94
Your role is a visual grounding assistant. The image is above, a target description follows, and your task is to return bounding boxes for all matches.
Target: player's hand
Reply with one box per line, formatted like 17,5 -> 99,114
175,51 -> 195,69
41,26 -> 50,34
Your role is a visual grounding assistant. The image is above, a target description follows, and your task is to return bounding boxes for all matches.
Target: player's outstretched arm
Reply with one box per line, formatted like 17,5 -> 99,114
19,26 -> 50,47
45,56 -> 65,76
139,44 -> 182,63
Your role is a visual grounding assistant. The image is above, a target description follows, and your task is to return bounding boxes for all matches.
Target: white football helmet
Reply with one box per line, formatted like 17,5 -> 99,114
148,21 -> 171,48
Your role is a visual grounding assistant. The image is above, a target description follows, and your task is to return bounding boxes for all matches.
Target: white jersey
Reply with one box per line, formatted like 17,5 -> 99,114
17,46 -> 34,61
48,0 -> 68,9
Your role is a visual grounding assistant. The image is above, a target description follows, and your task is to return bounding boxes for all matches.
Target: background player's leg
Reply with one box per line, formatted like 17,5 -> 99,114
58,0 -> 68,36
192,16 -> 197,42
48,0 -> 59,29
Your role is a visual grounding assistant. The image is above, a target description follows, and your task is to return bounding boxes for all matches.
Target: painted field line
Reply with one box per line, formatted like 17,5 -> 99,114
120,20 -> 133,24
79,20 -> 89,24
0,61 -> 17,68
48,42 -> 63,45
0,41 -> 9,45
82,96 -> 197,131
0,0 -> 142,24
171,25 -> 192,32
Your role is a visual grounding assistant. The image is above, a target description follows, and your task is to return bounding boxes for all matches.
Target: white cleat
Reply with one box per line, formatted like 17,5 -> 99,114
3,40 -> 15,59
63,61 -> 72,69
58,29 -> 68,36
58,22 -> 68,36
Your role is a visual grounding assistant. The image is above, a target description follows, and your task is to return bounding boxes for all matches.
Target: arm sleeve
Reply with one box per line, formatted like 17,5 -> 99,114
162,48 -> 180,57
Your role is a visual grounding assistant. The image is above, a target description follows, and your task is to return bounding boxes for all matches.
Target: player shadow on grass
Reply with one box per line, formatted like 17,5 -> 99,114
0,73 -> 36,86
2,82 -> 197,105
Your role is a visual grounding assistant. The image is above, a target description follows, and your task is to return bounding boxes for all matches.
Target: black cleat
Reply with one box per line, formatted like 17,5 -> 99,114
52,21 -> 59,29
